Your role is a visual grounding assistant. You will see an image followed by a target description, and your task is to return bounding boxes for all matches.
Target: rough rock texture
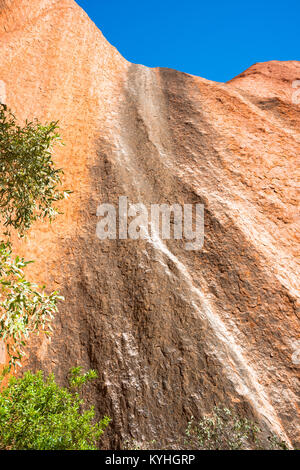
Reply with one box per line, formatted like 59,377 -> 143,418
0,0 -> 299,448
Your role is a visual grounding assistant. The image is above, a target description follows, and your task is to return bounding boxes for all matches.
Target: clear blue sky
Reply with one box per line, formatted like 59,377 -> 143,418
76,0 -> 299,83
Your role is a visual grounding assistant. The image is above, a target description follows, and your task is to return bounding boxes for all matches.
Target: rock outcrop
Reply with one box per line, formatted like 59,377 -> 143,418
0,0 -> 299,448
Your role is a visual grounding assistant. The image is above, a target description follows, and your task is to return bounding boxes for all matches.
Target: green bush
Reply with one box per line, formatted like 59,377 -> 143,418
0,103 -> 70,237
124,407 -> 290,450
0,367 -> 110,450
0,241 -> 62,369
184,407 -> 289,450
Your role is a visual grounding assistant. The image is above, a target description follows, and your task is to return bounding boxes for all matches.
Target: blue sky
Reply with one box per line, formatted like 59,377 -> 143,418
76,0 -> 299,82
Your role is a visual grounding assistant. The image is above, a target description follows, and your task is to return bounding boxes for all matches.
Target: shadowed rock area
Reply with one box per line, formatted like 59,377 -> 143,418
0,0 -> 299,448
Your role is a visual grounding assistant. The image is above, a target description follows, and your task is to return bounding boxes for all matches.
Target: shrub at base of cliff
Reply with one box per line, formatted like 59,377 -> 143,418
184,407 -> 289,450
0,367 -> 110,450
124,407 -> 289,450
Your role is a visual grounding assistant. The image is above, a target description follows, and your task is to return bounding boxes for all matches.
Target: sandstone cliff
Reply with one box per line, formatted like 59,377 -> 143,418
0,0 -> 299,448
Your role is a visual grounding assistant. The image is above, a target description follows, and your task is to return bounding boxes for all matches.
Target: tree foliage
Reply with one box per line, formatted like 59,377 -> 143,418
0,103 -> 70,237
0,367 -> 110,450
0,241 -> 62,369
0,105 -> 70,370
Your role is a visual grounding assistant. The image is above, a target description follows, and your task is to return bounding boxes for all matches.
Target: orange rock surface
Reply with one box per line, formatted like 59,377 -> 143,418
0,0 -> 299,447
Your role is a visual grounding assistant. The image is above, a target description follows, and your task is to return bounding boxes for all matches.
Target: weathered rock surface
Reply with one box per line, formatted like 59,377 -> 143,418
0,0 -> 299,448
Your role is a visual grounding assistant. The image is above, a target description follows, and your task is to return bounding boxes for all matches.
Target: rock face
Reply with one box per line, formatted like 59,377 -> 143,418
0,0 -> 299,448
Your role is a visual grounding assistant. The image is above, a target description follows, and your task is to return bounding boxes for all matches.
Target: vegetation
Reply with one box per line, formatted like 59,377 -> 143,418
185,407 -> 260,450
0,103 -> 70,237
124,407 -> 290,450
0,240 -> 62,369
0,104 -> 69,370
184,407 -> 288,450
0,367 -> 110,450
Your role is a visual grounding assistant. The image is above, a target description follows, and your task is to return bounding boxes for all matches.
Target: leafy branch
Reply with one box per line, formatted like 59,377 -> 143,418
0,241 -> 63,369
0,103 -> 71,237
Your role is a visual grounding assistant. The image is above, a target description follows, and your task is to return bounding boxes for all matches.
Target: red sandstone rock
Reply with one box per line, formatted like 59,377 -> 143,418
0,0 -> 299,448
